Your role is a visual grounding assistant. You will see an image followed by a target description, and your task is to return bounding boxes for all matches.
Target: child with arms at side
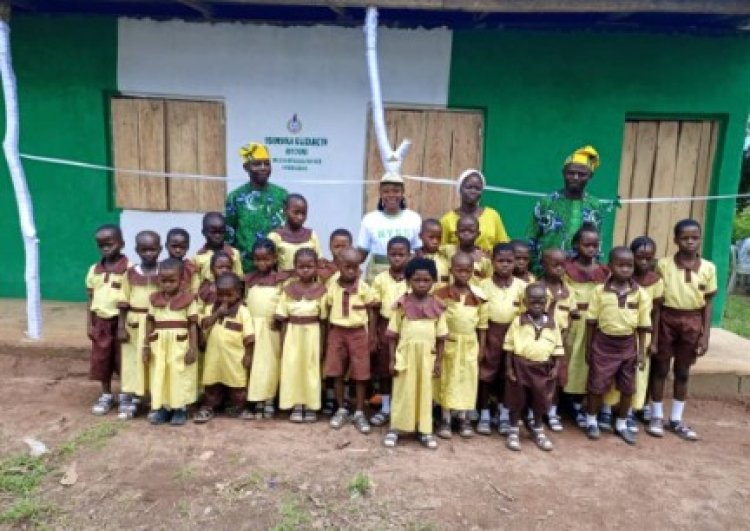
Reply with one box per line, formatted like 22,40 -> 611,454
86,224 -> 129,415
165,228 -> 198,292
383,257 -> 448,450
117,230 -> 161,419
268,194 -> 321,274
192,212 -> 243,286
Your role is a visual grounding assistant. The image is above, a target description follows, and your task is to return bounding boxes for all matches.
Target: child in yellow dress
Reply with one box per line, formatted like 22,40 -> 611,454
116,230 -> 161,419
416,219 -> 450,290
268,194 -> 322,274
539,248 -> 578,432
511,240 -> 536,284
196,251 -> 234,314
143,258 -> 199,426
562,224 -> 609,429
194,273 -> 255,423
434,252 -> 488,439
442,214 -> 492,286
369,236 -> 410,427
192,212 -> 243,286
244,239 -> 286,420
86,224 -> 129,415
504,283 -> 564,452
477,243 -> 526,435
166,228 -> 198,292
383,257 -> 448,450
275,248 -> 328,422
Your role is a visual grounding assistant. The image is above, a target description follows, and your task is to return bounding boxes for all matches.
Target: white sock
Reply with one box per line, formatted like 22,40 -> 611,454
498,407 -> 510,422
381,395 -> 391,414
480,409 -> 491,422
615,418 -> 627,431
670,400 -> 685,423
354,410 -> 364,417
601,404 -> 612,415
548,405 -> 558,417
651,401 -> 664,419
586,414 -> 598,427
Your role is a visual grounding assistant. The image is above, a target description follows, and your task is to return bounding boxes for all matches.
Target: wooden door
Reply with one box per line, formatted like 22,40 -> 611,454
613,120 -> 719,257
363,108 -> 484,220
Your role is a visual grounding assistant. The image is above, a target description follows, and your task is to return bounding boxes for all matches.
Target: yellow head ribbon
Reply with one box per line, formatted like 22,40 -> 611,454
564,145 -> 600,171
239,142 -> 270,163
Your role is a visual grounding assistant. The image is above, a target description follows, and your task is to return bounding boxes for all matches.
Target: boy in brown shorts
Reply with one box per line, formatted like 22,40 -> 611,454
325,247 -> 377,434
584,247 -> 651,445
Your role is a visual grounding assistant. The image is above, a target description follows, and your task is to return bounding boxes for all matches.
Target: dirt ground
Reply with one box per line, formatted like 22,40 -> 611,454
1,373 -> 750,530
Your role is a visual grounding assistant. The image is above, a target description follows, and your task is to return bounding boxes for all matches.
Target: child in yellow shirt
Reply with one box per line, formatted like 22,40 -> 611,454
648,219 -> 716,441
383,257 -> 448,450
442,215 -> 492,285
417,219 -> 450,290
143,258 -> 199,426
86,224 -> 129,416
117,230 -> 160,419
192,212 -> 243,286
511,240 -> 536,284
268,194 -> 322,274
369,236 -> 410,427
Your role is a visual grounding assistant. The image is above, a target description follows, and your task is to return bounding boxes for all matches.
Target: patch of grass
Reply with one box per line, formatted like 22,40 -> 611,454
176,499 -> 190,518
347,472 -> 371,497
57,421 -> 121,457
0,455 -> 47,496
233,471 -> 263,491
0,497 -> 55,525
723,293 -> 750,339
173,466 -> 195,483
272,496 -> 310,531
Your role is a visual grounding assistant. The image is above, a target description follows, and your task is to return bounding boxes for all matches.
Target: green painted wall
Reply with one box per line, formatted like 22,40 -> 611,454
449,30 -> 750,323
0,15 -> 118,301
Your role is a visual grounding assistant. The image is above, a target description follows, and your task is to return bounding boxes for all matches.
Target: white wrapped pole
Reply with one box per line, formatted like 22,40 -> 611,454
0,11 -> 42,340
364,6 -> 410,174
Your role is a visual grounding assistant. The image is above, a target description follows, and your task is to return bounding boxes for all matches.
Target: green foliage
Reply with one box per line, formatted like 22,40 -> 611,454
272,496 -> 310,531
57,421 -> 121,457
723,294 -> 750,338
733,207 -> 750,242
347,472 -> 371,497
0,497 -> 55,525
0,455 -> 47,496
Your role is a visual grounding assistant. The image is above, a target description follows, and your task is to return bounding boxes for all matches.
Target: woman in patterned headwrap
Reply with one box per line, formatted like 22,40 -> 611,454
526,146 -> 605,274
225,142 -> 288,272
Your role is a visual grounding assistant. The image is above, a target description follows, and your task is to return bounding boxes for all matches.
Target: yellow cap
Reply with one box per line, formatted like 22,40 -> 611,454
239,142 -> 270,163
564,145 -> 600,171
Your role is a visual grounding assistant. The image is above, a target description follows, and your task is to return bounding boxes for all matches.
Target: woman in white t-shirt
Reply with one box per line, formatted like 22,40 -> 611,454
357,172 -> 422,282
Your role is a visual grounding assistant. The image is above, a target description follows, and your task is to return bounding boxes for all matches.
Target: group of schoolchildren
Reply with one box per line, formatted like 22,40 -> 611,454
86,191 -> 717,451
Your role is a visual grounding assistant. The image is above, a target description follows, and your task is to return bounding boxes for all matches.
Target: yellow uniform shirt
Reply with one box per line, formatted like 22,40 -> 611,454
192,244 -> 243,284
514,271 -> 536,284
503,314 -> 564,362
441,244 -> 493,286
326,279 -> 375,328
657,256 -> 717,310
543,281 -> 577,332
268,227 -> 322,272
371,270 -> 408,320
420,249 -> 451,291
120,266 -> 160,313
439,207 -> 510,253
202,303 -> 255,388
586,280 -> 652,336
86,256 -> 130,318
479,276 -> 525,325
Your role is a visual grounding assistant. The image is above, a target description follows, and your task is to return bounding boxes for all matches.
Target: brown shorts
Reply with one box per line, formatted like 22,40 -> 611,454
90,314 -> 120,382
480,322 -> 510,383
203,383 -> 247,408
504,356 -> 553,417
371,317 -> 391,380
325,325 -> 370,381
587,331 -> 637,395
655,307 -> 703,366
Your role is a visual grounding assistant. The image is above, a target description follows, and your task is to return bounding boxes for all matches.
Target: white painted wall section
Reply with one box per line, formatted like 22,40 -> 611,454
117,19 -> 451,260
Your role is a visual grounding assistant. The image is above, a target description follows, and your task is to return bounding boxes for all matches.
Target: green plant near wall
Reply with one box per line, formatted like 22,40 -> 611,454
733,207 -> 750,241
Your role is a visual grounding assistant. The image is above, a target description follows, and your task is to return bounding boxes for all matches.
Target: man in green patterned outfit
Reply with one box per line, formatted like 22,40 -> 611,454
225,142 -> 288,272
526,145 -> 605,274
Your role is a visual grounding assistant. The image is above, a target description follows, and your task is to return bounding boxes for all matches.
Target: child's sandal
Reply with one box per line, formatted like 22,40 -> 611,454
646,417 -> 664,438
303,410 -> 317,423
193,407 -> 214,424
383,431 -> 398,448
352,413 -> 371,434
239,408 -> 255,421
370,411 -> 389,427
330,408 -> 349,429
91,394 -> 114,416
532,430 -> 553,451
263,403 -> 276,419
436,422 -> 452,439
506,429 -> 521,451
459,420 -> 474,438
418,433 -> 438,450
476,420 -> 491,435
668,420 -> 699,441
547,415 -> 564,432
289,408 -> 304,423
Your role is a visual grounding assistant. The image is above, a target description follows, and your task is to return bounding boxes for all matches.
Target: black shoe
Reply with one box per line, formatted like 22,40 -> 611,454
586,424 -> 601,440
616,427 -> 637,445
147,408 -> 171,425
170,408 -> 188,426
